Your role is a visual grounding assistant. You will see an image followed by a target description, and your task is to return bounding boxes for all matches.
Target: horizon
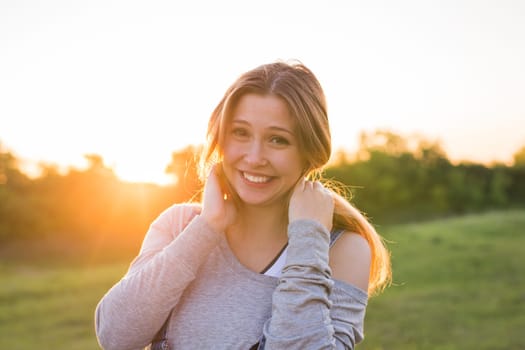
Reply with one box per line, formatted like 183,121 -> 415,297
2,128 -> 521,186
2,1 -> 524,184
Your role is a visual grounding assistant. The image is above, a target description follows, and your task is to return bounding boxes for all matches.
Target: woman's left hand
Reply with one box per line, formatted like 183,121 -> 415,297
288,179 -> 334,232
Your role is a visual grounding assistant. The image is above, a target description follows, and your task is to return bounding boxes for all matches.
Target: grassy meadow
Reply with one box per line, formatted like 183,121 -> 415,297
0,209 -> 524,349
360,209 -> 525,350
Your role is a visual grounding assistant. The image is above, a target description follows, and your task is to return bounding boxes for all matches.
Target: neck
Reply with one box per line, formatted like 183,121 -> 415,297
230,201 -> 289,243
225,201 -> 289,273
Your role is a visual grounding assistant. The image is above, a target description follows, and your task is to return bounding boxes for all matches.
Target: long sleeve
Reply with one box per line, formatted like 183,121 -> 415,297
94,204 -> 221,350
261,219 -> 368,350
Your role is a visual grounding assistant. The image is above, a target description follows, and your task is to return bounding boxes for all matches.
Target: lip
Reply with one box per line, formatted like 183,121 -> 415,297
240,170 -> 274,185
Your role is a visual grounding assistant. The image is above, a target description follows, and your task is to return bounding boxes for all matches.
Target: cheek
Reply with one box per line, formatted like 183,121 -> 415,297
222,141 -> 240,163
276,153 -> 304,177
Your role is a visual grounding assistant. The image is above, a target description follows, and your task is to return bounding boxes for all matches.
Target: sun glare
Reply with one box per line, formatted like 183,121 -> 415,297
111,157 -> 174,185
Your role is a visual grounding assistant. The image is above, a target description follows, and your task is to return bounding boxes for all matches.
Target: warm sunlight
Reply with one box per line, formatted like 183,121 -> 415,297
2,1 -> 525,184
111,155 -> 175,185
1,3 -> 524,349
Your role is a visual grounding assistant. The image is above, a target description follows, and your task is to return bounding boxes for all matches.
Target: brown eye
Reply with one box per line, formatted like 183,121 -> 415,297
232,127 -> 249,138
270,136 -> 290,145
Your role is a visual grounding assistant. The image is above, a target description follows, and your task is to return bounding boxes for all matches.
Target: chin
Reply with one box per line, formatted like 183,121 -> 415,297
236,191 -> 286,208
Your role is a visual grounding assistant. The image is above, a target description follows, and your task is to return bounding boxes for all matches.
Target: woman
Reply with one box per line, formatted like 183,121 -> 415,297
95,61 -> 391,349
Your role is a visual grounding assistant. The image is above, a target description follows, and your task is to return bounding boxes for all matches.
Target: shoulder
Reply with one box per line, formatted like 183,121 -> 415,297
329,231 -> 371,293
136,203 -> 202,256
150,203 -> 202,238
165,202 -> 201,218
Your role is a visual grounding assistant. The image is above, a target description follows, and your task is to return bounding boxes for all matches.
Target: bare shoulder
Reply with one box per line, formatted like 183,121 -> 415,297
329,231 -> 371,292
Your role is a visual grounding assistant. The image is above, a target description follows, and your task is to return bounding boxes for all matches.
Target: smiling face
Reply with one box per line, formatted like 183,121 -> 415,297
222,93 -> 304,208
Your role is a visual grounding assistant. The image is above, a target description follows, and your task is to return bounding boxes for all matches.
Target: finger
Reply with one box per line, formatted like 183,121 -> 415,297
305,179 -> 314,190
206,164 -> 218,182
314,181 -> 328,191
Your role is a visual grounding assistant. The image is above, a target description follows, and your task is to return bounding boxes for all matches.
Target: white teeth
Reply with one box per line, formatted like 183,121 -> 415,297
243,172 -> 271,183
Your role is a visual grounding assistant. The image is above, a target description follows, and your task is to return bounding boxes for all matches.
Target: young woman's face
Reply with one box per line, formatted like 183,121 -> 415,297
222,93 -> 305,208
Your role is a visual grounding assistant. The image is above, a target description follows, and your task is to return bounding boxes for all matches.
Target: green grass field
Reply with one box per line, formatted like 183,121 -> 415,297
360,209 -> 525,350
1,209 -> 524,349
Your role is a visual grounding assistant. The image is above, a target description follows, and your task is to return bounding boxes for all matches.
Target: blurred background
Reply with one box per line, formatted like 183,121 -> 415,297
1,1 -> 524,349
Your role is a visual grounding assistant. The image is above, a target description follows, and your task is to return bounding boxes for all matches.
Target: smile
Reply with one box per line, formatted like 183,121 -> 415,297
242,172 -> 272,184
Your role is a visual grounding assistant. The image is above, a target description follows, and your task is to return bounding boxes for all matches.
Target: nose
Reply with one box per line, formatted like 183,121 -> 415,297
244,140 -> 267,166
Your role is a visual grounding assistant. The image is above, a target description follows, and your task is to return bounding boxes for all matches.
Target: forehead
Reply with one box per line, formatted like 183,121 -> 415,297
231,93 -> 294,128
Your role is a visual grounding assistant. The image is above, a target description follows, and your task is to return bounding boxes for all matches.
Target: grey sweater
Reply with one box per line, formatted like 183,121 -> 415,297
95,204 -> 368,349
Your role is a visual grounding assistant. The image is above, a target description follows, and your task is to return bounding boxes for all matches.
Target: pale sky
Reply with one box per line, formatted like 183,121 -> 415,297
1,0 -> 524,183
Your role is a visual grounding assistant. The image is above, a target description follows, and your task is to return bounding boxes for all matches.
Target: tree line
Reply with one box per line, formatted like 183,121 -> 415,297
1,131 -> 524,254
325,130 -> 525,223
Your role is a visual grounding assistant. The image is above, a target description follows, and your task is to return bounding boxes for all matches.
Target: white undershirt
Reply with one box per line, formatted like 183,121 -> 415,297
262,246 -> 288,277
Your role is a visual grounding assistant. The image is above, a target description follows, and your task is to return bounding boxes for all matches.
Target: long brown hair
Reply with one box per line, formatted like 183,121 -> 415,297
201,60 -> 391,295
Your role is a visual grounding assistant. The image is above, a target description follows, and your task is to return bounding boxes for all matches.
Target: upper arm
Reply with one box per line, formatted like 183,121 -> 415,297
329,232 -> 371,292
128,204 -> 200,274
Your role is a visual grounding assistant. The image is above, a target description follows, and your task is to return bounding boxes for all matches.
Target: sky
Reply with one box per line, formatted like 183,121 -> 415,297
1,0 -> 524,184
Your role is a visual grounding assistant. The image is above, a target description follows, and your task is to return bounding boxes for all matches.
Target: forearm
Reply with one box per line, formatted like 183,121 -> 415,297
262,220 -> 365,350
263,219 -> 337,349
95,215 -> 221,350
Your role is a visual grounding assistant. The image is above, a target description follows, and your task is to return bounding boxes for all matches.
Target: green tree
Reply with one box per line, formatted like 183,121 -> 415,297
165,145 -> 203,201
513,145 -> 525,167
0,149 -> 41,240
489,166 -> 510,207
356,129 -> 409,160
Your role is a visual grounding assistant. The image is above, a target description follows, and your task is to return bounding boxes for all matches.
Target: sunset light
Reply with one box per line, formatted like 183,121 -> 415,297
2,2 -> 525,349
1,1 -> 524,184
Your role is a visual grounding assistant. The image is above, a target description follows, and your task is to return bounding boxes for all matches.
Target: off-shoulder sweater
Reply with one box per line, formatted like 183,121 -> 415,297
95,204 -> 368,349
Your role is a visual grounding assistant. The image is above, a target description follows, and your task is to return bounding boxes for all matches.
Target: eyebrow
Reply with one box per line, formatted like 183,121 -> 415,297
231,119 -> 295,136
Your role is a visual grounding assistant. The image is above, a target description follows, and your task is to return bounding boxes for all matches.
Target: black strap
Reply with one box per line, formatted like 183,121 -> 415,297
149,309 -> 173,350
259,242 -> 288,274
330,228 -> 344,247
